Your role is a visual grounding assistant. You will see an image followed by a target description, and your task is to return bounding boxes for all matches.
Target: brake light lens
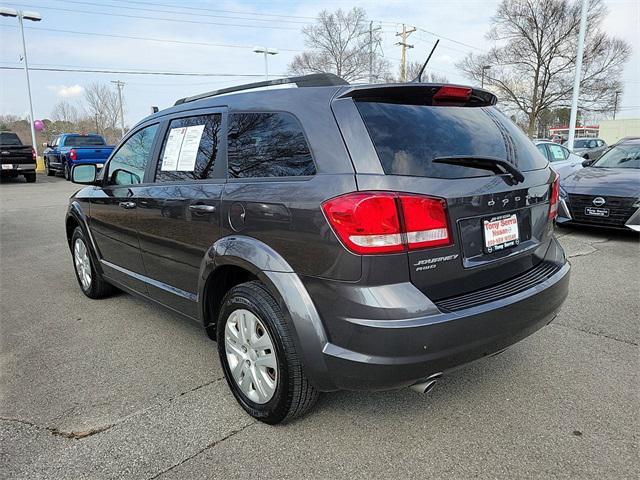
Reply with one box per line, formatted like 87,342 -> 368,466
69,148 -> 77,161
548,174 -> 560,220
31,147 -> 36,161
433,85 -> 472,104
400,195 -> 451,249
322,192 -> 451,255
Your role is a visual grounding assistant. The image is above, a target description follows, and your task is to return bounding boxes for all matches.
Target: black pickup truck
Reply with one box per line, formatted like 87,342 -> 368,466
1,131 -> 37,183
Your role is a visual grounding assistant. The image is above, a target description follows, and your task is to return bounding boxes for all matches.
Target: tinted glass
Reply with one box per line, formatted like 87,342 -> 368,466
573,139 -> 589,148
548,144 -> 569,162
227,112 -> 316,178
356,103 -> 547,178
593,143 -> 640,169
106,124 -> 158,186
0,132 -> 22,145
155,114 -> 222,182
64,135 -> 106,147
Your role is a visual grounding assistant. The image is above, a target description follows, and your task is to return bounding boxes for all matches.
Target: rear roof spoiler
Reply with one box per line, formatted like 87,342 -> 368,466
337,83 -> 498,107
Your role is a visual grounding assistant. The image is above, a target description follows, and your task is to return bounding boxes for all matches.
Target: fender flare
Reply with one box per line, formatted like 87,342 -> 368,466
198,235 -> 334,390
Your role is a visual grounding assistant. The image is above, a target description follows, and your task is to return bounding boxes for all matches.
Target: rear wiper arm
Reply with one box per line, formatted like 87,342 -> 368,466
433,156 -> 525,183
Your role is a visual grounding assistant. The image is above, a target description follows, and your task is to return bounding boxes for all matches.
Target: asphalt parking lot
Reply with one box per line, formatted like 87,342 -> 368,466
1,174 -> 638,479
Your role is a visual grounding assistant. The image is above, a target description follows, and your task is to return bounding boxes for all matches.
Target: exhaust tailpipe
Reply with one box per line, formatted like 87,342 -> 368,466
409,373 -> 442,394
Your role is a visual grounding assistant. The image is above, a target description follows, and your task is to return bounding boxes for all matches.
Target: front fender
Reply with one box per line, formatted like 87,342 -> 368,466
66,200 -> 104,275
198,235 -> 334,390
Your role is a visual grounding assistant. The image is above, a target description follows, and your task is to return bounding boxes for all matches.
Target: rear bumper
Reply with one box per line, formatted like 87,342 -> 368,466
1,163 -> 36,173
304,238 -> 570,391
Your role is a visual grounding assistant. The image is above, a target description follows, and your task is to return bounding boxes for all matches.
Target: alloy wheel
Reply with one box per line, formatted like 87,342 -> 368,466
73,238 -> 92,291
224,309 -> 278,404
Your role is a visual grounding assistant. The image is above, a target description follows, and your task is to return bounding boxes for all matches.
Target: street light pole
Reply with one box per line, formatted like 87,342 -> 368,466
1,7 -> 42,156
111,80 -> 126,138
567,0 -> 588,151
253,46 -> 278,81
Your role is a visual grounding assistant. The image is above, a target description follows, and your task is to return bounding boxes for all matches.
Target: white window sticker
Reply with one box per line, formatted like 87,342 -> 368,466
161,127 -> 186,171
160,125 -> 205,171
177,125 -> 205,171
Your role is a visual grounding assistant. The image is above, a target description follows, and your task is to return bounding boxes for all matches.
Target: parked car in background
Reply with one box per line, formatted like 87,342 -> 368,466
0,131 -> 36,183
65,74 -> 570,424
43,134 -> 114,180
571,138 -> 608,160
535,140 -> 583,180
557,138 -> 640,230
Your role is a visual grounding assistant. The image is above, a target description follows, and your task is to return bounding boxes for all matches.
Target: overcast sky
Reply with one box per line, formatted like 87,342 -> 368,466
1,0 -> 638,127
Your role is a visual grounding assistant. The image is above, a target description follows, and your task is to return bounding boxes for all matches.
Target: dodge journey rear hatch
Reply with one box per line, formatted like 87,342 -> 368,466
332,84 -> 558,301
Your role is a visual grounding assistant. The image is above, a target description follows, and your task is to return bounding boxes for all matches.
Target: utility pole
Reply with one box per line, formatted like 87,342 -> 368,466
613,90 -> 621,120
396,24 -> 416,82
567,0 -> 588,151
368,21 -> 382,84
111,80 -> 125,138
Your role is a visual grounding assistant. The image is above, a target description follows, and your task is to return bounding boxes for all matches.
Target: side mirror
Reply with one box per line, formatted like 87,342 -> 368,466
582,159 -> 594,167
71,164 -> 98,185
111,168 -> 141,185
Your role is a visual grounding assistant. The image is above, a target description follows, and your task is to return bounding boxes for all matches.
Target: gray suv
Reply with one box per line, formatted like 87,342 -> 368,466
66,74 -> 570,424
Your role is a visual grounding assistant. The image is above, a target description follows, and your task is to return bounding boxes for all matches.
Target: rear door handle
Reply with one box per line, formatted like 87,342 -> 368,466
119,201 -> 136,209
189,204 -> 216,213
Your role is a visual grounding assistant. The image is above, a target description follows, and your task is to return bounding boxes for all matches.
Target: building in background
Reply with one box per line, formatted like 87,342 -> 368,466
598,119 -> 640,144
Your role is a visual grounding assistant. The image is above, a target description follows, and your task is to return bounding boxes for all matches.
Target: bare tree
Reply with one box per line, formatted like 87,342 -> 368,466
84,82 -> 121,135
50,100 -> 80,125
458,0 -> 630,137
384,61 -> 450,83
289,8 -> 390,82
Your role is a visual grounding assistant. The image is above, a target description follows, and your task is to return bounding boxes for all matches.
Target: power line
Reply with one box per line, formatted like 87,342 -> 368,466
43,0 -> 311,24
0,24 -> 302,52
97,0 -> 317,20
4,3 -> 301,30
0,65 -> 285,77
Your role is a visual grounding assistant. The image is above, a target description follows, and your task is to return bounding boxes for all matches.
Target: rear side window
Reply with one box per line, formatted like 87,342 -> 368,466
356,102 -> 547,178
0,132 -> 22,145
227,112 -> 315,178
155,114 -> 222,182
64,135 -> 106,147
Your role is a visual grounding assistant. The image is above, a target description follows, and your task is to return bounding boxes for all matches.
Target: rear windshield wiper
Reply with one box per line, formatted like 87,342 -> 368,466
433,156 -> 525,183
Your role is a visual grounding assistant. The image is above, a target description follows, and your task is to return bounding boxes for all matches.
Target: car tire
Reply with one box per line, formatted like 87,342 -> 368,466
24,172 -> 36,183
217,281 -> 319,424
45,158 -> 55,176
64,162 -> 71,181
583,154 -> 589,159
71,226 -> 116,299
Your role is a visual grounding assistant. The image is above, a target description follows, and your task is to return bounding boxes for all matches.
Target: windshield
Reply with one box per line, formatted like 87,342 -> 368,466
64,135 -> 105,147
0,132 -> 23,146
593,144 -> 640,169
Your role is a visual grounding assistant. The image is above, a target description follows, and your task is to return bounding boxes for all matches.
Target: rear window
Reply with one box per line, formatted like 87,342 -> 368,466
356,102 -> 547,178
63,135 -> 105,147
0,132 -> 22,146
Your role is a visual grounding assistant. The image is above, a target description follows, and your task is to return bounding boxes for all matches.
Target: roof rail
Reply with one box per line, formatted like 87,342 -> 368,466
174,73 -> 348,106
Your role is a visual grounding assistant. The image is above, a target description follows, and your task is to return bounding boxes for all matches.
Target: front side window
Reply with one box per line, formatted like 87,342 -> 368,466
227,112 -> 316,178
106,124 -> 158,186
155,114 -> 222,182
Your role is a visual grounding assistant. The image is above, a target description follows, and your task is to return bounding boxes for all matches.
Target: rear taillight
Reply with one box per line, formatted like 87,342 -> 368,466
69,149 -> 77,161
31,147 -> 36,161
548,174 -> 560,220
322,192 -> 451,255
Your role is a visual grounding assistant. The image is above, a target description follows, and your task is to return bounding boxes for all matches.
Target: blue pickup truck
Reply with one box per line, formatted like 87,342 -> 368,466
43,134 -> 114,180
